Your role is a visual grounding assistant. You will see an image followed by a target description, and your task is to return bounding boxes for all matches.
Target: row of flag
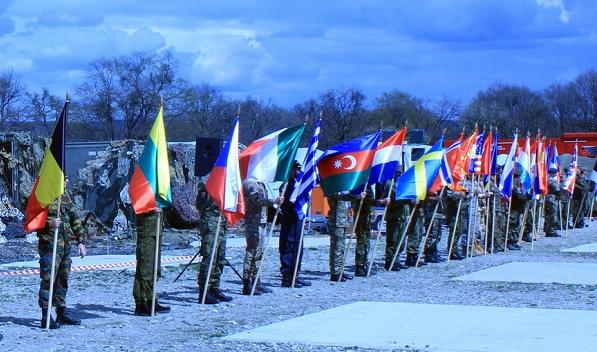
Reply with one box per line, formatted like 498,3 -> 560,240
23,101 -> 591,232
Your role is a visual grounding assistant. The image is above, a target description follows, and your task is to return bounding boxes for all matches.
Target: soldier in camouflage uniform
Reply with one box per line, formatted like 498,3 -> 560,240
422,190 -> 445,263
196,182 -> 232,304
445,186 -> 466,260
507,170 -> 525,250
572,170 -> 590,228
544,168 -> 561,237
404,201 -> 425,267
352,187 -> 389,276
37,190 -> 86,329
133,209 -> 170,316
242,179 -> 283,295
384,177 -> 410,270
327,192 -> 356,281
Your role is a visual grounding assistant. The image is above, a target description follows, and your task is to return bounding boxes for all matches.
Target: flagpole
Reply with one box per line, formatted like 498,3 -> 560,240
367,178 -> 395,277
251,183 -> 287,296
573,192 -> 587,229
45,196 -> 62,330
150,209 -> 162,316
589,197 -> 595,222
447,198 -> 463,262
388,203 -> 417,270
504,182 -> 514,253
291,215 -> 308,288
490,178 -> 497,254
201,216 -> 222,304
558,200 -> 563,231
338,182 -> 368,282
517,202 -> 530,245
467,175 -> 476,257
483,184 -> 491,255
538,196 -> 546,236
415,187 -> 445,268
565,197 -> 571,238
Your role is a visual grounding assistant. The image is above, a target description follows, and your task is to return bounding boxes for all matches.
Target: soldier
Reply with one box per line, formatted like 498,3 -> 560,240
404,201 -> 425,266
507,169 -> 525,250
545,167 -> 561,237
196,182 -> 232,304
352,187 -> 389,276
445,186 -> 466,260
279,161 -> 311,287
37,187 -> 86,329
242,179 -> 283,295
487,180 -> 507,252
133,209 -> 171,315
422,190 -> 445,263
561,168 -> 572,229
327,192 -> 356,281
572,170 -> 590,228
384,173 -> 410,270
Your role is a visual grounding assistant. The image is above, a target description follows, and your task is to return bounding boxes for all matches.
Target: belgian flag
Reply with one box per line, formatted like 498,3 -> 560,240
24,100 -> 68,232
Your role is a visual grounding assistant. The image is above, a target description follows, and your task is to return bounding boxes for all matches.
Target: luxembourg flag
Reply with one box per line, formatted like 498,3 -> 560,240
517,135 -> 532,194
239,124 -> 305,183
500,134 -> 518,199
205,116 -> 245,225
368,128 -> 406,185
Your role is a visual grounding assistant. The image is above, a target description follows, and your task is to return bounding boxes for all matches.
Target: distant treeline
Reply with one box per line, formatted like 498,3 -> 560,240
0,51 -> 596,149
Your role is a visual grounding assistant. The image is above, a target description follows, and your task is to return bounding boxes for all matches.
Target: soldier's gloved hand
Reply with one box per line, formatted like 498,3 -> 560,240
273,196 -> 284,205
78,243 -> 87,258
50,218 -> 62,229
380,197 -> 391,205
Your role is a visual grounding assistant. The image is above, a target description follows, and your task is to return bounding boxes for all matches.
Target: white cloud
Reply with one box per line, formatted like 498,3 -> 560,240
536,0 -> 570,23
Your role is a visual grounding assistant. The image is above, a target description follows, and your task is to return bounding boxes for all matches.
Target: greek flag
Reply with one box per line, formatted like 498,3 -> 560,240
290,118 -> 321,219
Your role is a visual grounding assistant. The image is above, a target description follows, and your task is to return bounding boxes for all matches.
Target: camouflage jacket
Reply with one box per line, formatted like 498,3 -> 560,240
327,192 -> 355,229
196,182 -> 219,215
384,179 -> 411,222
547,175 -> 561,196
243,179 -> 271,228
38,193 -> 85,244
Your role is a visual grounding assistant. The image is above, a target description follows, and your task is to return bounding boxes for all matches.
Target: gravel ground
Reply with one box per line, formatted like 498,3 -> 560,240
1,221 -> 596,352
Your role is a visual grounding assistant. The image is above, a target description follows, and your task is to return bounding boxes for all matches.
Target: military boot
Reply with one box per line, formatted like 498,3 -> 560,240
56,307 -> 81,325
153,299 -> 171,313
134,302 -> 151,316
404,253 -> 417,267
242,280 -> 262,296
354,265 -> 367,277
40,312 -> 60,329
199,289 -> 220,304
211,288 -> 233,302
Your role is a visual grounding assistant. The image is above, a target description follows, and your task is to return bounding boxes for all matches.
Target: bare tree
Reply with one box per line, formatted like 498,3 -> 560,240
27,88 -> 63,136
316,88 -> 368,148
0,69 -> 25,129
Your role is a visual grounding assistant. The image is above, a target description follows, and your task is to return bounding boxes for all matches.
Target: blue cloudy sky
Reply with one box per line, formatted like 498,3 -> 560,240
0,0 -> 595,107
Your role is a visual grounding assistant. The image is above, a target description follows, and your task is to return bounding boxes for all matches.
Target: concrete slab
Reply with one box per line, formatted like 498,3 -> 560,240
455,261 -> 597,285
225,301 -> 597,351
561,242 -> 597,254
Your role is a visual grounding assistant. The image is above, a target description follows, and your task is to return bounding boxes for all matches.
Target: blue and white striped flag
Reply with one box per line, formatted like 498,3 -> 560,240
290,118 -> 321,219
499,134 -> 518,199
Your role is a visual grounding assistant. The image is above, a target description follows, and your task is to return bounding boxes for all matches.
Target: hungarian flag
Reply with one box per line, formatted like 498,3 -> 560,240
239,124 -> 305,182
205,116 -> 245,225
317,132 -> 380,195
128,105 -> 172,214
24,100 -> 68,232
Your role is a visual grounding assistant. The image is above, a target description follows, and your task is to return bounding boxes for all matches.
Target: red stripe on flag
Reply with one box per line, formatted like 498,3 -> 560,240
129,165 -> 158,214
318,150 -> 376,178
24,177 -> 49,232
239,139 -> 269,179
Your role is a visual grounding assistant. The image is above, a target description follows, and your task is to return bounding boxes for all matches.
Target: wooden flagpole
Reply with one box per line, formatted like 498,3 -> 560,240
504,184 -> 514,253
290,215 -> 308,288
558,200 -> 564,231
150,209 -> 162,316
447,198 -> 463,262
589,197 -> 595,222
251,183 -> 287,295
45,196 -> 62,330
415,187 -> 445,268
338,182 -> 368,282
367,178 -> 395,277
517,202 -> 530,245
201,216 -> 222,304
573,192 -> 587,229
565,198 -> 571,238
388,203 -> 417,270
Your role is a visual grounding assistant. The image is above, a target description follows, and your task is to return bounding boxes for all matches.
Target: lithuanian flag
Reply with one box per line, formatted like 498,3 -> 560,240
24,101 -> 68,232
128,105 -> 172,214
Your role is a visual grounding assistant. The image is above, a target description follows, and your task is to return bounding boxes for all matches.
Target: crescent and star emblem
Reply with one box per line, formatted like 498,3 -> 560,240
342,155 -> 357,170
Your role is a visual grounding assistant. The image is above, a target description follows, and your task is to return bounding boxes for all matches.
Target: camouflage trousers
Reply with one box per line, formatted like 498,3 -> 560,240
328,223 -> 347,275
507,209 -> 522,244
243,225 -> 265,282
406,209 -> 425,254
133,212 -> 163,305
544,196 -> 559,234
198,214 -> 227,291
385,219 -> 406,266
571,197 -> 587,227
38,234 -> 72,309
355,228 -> 370,268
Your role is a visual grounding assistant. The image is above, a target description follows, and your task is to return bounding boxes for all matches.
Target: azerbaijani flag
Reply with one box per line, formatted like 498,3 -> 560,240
205,116 -> 245,225
239,124 -> 305,182
394,138 -> 444,201
128,105 -> 172,214
317,132 -> 381,195
24,100 -> 68,232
